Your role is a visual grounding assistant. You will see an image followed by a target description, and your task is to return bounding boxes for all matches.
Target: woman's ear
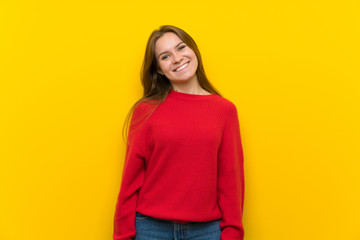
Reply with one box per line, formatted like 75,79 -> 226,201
157,68 -> 164,75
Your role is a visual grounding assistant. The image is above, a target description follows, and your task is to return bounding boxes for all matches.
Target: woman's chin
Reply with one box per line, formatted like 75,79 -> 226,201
168,73 -> 197,83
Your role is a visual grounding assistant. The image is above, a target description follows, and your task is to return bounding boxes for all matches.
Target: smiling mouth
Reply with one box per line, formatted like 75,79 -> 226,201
173,62 -> 190,72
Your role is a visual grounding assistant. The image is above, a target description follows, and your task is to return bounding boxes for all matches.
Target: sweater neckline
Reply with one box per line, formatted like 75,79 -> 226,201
168,89 -> 217,100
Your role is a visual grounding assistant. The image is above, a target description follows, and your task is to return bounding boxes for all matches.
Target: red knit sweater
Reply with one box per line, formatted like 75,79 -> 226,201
113,89 -> 245,240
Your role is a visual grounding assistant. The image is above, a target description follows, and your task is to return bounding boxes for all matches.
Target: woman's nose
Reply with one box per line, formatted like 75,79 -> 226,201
173,52 -> 183,63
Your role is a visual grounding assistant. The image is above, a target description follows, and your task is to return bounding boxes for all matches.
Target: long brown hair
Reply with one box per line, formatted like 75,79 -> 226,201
122,25 -> 222,145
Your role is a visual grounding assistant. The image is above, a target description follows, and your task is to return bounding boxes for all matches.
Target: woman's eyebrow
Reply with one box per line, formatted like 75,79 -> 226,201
158,41 -> 184,59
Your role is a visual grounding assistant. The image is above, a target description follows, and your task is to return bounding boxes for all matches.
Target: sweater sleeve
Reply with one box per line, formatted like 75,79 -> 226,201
113,103 -> 149,240
217,103 -> 245,240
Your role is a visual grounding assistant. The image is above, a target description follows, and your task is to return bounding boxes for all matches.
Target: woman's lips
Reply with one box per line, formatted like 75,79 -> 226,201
173,62 -> 190,72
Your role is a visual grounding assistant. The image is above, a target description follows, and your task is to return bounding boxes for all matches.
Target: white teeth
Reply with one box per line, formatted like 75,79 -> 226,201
175,63 -> 189,72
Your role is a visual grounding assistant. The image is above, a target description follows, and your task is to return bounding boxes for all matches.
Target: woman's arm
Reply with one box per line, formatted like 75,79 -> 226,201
113,103 -> 149,240
217,102 -> 245,240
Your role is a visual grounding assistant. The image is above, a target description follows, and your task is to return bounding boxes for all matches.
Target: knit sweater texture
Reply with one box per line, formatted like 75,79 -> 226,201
113,89 -> 245,240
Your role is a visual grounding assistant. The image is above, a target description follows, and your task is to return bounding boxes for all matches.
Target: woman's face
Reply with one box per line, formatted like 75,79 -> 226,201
154,32 -> 198,84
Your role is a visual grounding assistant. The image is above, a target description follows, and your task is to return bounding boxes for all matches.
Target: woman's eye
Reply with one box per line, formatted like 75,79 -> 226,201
179,45 -> 186,50
161,55 -> 169,60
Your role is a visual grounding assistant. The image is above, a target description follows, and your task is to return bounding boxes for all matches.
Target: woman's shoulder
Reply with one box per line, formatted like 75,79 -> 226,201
134,98 -> 158,111
131,98 -> 159,122
213,95 -> 238,113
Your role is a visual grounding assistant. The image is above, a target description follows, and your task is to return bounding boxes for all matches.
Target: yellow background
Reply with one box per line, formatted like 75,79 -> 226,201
1,0 -> 359,239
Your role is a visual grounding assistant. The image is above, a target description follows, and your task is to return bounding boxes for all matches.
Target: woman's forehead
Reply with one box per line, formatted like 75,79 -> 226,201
155,32 -> 182,55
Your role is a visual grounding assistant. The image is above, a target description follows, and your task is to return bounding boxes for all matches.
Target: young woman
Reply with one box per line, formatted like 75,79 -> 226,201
113,25 -> 245,240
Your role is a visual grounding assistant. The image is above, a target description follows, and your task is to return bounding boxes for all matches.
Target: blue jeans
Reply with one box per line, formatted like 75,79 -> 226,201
134,212 -> 221,240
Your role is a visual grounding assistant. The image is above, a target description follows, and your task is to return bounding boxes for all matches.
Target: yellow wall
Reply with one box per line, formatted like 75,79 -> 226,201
1,0 -> 359,239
